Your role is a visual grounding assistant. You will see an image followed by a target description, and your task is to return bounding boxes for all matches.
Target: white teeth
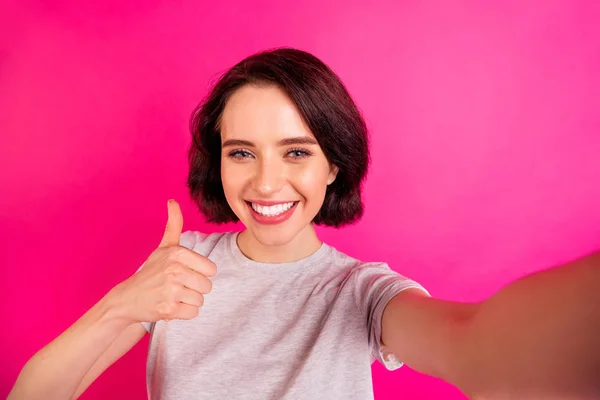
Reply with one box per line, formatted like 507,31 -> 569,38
251,202 -> 295,216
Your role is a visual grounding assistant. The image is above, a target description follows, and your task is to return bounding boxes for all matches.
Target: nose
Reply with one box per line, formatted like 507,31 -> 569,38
252,158 -> 284,197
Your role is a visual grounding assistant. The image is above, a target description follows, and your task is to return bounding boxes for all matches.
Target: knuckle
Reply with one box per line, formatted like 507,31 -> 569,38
163,262 -> 176,274
163,270 -> 177,287
161,285 -> 177,304
167,246 -> 183,259
164,262 -> 184,277
156,301 -> 175,318
173,285 -> 185,298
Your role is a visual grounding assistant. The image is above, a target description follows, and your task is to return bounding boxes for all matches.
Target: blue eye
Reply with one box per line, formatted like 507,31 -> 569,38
286,148 -> 312,159
228,149 -> 253,159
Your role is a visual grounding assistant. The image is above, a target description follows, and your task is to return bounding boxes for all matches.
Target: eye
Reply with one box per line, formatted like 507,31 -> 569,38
228,149 -> 254,159
286,148 -> 312,159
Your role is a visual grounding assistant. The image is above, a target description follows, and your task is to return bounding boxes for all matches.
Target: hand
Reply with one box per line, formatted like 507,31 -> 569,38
109,199 -> 216,324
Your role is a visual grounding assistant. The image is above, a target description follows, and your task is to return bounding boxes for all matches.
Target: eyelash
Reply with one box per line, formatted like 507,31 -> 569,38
228,149 -> 253,159
227,148 -> 313,160
286,148 -> 312,159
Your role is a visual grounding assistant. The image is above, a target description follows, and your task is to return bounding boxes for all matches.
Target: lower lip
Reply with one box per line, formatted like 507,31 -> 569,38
246,202 -> 298,225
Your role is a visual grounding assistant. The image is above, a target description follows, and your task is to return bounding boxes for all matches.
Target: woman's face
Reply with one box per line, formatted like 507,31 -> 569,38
220,84 -> 338,247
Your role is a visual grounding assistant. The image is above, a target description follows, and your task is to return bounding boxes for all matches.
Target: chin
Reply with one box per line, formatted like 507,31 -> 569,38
247,224 -> 299,247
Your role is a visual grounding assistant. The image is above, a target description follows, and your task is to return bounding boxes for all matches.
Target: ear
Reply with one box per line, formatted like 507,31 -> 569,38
327,164 -> 339,185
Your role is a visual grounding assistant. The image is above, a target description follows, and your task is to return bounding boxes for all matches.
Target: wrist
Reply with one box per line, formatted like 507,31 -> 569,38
98,284 -> 136,329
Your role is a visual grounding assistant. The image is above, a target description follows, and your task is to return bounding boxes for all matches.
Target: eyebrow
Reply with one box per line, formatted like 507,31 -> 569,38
221,136 -> 319,148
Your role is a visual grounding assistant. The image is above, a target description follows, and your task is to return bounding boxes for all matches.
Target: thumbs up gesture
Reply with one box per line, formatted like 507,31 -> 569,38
108,200 -> 216,324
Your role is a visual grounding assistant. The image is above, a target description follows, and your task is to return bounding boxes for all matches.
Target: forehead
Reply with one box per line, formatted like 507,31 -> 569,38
220,84 -> 314,141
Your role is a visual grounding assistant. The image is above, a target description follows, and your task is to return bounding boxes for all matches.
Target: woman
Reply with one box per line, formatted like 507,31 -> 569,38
9,48 -> 600,400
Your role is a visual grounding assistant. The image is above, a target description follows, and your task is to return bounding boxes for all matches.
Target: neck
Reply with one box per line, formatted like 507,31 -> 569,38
237,224 -> 322,263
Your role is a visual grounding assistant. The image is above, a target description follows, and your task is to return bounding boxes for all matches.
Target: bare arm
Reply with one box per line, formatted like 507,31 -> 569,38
8,200 -> 215,400
72,323 -> 147,399
382,252 -> 600,399
381,289 -> 478,383
7,294 -> 138,400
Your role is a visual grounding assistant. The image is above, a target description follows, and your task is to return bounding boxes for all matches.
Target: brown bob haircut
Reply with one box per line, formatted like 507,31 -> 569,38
188,47 -> 370,228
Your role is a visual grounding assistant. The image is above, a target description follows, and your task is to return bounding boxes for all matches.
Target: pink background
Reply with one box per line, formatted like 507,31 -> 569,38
1,1 -> 599,399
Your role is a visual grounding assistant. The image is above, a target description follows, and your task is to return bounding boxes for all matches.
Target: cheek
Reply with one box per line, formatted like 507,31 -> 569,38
221,163 -> 245,200
293,164 -> 330,199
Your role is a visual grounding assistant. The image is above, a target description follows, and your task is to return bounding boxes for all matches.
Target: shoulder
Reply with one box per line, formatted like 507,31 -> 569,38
324,247 -> 405,291
179,230 -> 233,257
326,245 -> 395,277
331,249 -> 428,300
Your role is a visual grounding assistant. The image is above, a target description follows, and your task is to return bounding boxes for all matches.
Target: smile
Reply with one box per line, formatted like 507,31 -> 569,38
250,201 -> 295,216
245,201 -> 299,225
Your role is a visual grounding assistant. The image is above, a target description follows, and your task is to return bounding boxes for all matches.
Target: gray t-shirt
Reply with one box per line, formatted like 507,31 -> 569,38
141,231 -> 428,399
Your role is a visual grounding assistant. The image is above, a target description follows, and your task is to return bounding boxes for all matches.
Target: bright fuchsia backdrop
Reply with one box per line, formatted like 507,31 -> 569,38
1,1 -> 599,399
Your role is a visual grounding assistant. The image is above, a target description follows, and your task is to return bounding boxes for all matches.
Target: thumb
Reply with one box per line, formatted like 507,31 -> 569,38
159,199 -> 183,248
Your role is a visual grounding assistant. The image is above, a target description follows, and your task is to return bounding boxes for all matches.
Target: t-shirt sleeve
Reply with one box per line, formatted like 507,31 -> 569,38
140,230 -> 201,333
352,262 -> 430,371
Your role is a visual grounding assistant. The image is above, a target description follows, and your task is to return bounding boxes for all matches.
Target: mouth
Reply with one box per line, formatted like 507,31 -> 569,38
245,200 -> 299,225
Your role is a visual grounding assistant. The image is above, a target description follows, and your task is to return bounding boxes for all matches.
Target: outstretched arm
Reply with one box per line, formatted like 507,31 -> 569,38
382,251 -> 600,399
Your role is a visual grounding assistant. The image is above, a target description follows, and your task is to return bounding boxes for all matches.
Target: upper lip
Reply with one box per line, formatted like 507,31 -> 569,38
246,200 -> 298,206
